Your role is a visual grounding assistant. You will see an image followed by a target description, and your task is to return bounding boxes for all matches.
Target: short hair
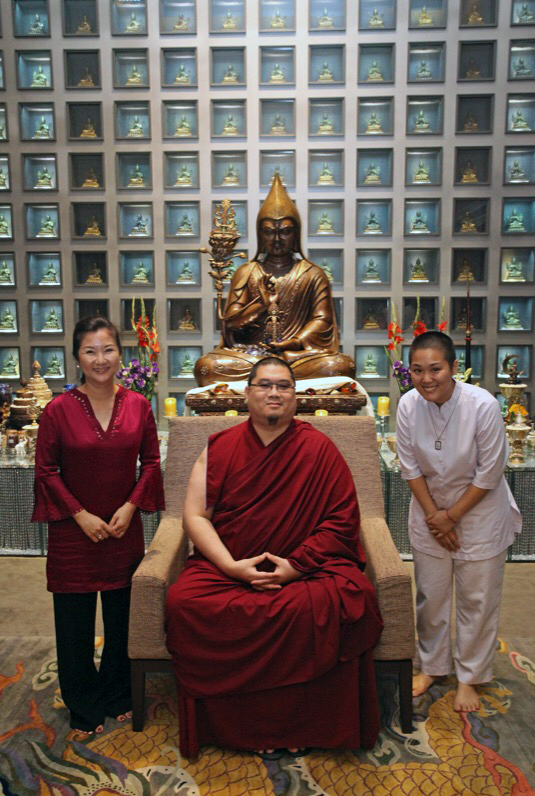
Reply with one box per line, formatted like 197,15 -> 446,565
409,331 -> 457,367
72,316 -> 122,361
247,356 -> 295,385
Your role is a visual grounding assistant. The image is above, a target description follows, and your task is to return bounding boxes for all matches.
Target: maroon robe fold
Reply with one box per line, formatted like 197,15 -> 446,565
165,418 -> 383,753
32,386 -> 165,593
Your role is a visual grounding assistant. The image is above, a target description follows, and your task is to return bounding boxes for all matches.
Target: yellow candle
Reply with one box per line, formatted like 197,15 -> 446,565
377,396 -> 390,417
315,409 -> 329,416
225,409 -> 238,416
164,397 -> 177,417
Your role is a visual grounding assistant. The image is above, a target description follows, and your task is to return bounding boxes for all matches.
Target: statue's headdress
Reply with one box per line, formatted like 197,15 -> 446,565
254,174 -> 304,259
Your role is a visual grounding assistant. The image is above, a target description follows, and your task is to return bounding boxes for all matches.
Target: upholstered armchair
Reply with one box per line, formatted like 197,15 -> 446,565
129,415 -> 415,739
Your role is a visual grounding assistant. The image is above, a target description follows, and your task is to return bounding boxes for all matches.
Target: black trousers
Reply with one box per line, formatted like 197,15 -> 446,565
53,586 -> 132,731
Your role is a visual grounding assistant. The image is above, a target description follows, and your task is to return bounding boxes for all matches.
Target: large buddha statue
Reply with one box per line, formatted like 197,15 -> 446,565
193,175 -> 355,386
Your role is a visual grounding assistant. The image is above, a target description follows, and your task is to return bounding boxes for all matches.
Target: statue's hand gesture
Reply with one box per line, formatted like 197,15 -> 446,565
259,274 -> 279,306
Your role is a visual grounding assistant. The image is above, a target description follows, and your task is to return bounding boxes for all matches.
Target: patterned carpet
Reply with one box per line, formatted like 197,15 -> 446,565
0,636 -> 534,795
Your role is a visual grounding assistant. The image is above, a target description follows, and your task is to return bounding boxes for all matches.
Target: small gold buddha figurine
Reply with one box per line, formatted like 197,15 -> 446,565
127,116 -> 144,137
33,116 -> 51,139
269,63 -> 286,84
504,255 -> 526,281
363,353 -> 378,374
82,167 -> 100,188
364,162 -> 381,184
369,8 -> 384,27
413,160 -> 431,183
0,307 -> 15,330
132,261 -> 150,284
320,259 -> 334,282
316,212 -> 335,234
29,14 -> 45,34
318,61 -> 335,82
77,67 -> 95,88
0,260 -> 13,283
77,15 -> 92,34
363,258 -> 381,282
413,109 -> 431,133
174,115 -> 191,137
457,258 -> 474,281
460,160 -> 478,183
506,207 -> 526,232
502,305 -> 523,329
222,63 -> 238,84
318,8 -> 334,27
35,167 -> 52,188
84,216 -> 102,237
513,58 -> 532,77
40,261 -> 59,284
222,11 -> 238,30
417,5 -> 433,25
271,10 -> 286,28
178,352 -> 195,376
0,214 -> 10,236
270,113 -> 286,134
508,160 -> 526,182
365,111 -> 383,133
43,308 -> 60,330
175,165 -> 192,186
367,60 -> 384,82
460,210 -> 478,232
130,215 -> 149,236
1,353 -> 18,376
457,351 -> 466,375
31,64 -> 48,88
222,114 -> 238,136
37,214 -> 56,237
128,164 -> 145,187
456,306 -> 468,329
467,0 -> 484,23
318,112 -> 335,134
416,60 -> 432,79
178,307 -> 197,331
317,163 -> 335,185
80,118 -> 97,138
0,168 -> 7,189
176,260 -> 194,283
85,263 -> 103,284
512,109 -> 530,130
174,13 -> 189,31
222,164 -> 239,186
45,354 -> 62,377
127,65 -> 142,86
363,311 -> 380,329
411,210 -> 429,233
517,2 -> 535,23
176,212 -> 194,235
410,257 -> 429,281
465,58 -> 481,79
0,121 -> 6,140
364,211 -> 382,234
125,12 -> 142,32
463,111 -> 479,131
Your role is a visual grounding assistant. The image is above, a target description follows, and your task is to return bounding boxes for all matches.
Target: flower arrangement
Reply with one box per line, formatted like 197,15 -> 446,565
117,298 -> 160,403
385,297 -> 448,394
506,403 -> 529,422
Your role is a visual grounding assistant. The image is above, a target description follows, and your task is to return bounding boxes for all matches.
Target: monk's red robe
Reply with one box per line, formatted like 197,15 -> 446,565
165,418 -> 383,755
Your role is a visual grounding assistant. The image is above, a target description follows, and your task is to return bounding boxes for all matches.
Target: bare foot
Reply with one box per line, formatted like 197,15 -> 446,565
116,711 -> 132,723
412,673 -> 439,697
72,724 -> 103,737
454,683 -> 480,713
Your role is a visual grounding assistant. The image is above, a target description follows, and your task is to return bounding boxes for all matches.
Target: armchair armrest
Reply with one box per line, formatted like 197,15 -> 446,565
128,515 -> 188,660
360,515 -> 415,661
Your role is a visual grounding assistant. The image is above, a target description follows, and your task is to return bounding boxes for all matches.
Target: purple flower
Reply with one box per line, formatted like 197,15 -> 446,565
136,378 -> 146,388
125,376 -> 134,385
151,363 -> 160,374
131,358 -> 140,367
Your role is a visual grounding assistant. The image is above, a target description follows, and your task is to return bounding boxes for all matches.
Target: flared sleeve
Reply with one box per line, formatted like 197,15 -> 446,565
127,400 -> 165,512
31,402 -> 84,522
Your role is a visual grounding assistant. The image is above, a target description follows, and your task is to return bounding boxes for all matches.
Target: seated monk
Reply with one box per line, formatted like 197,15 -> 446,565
165,357 -> 384,756
194,175 -> 355,386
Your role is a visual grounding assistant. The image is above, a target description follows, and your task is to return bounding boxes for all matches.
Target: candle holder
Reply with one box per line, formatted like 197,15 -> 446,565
378,412 -> 390,454
506,412 -> 531,465
386,434 -> 400,470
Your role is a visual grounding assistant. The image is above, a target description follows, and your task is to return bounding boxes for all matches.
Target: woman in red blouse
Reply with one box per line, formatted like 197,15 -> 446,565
32,316 -> 164,735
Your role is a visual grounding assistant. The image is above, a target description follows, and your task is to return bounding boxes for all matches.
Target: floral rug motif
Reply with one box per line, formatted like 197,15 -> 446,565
0,636 -> 534,795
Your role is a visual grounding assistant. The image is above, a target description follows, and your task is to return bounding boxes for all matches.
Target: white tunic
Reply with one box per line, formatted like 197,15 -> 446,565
396,380 -> 522,560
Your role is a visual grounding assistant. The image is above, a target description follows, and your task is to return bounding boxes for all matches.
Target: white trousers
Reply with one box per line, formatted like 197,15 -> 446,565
413,548 -> 507,685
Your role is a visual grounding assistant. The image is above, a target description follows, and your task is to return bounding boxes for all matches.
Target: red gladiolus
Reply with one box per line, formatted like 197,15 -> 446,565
437,321 -> 448,331
413,320 -> 427,337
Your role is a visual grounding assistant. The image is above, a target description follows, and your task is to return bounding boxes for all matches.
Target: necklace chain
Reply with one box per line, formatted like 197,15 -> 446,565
426,384 -> 461,450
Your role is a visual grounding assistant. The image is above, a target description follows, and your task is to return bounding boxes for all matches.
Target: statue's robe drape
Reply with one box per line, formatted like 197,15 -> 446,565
165,419 -> 383,755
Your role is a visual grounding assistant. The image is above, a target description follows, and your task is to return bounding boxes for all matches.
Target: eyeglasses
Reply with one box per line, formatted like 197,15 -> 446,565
249,380 -> 295,392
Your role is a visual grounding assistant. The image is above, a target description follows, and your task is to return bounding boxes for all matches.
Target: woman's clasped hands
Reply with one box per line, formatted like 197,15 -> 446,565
73,502 -> 136,543
425,509 -> 461,552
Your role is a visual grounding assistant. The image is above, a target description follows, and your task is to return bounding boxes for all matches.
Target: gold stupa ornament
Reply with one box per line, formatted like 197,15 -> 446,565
28,361 -> 53,408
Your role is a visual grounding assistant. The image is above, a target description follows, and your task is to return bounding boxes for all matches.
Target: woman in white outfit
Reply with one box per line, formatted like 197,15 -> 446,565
396,331 -> 521,712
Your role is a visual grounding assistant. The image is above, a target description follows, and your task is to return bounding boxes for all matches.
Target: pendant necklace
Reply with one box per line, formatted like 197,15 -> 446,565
426,384 -> 461,450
